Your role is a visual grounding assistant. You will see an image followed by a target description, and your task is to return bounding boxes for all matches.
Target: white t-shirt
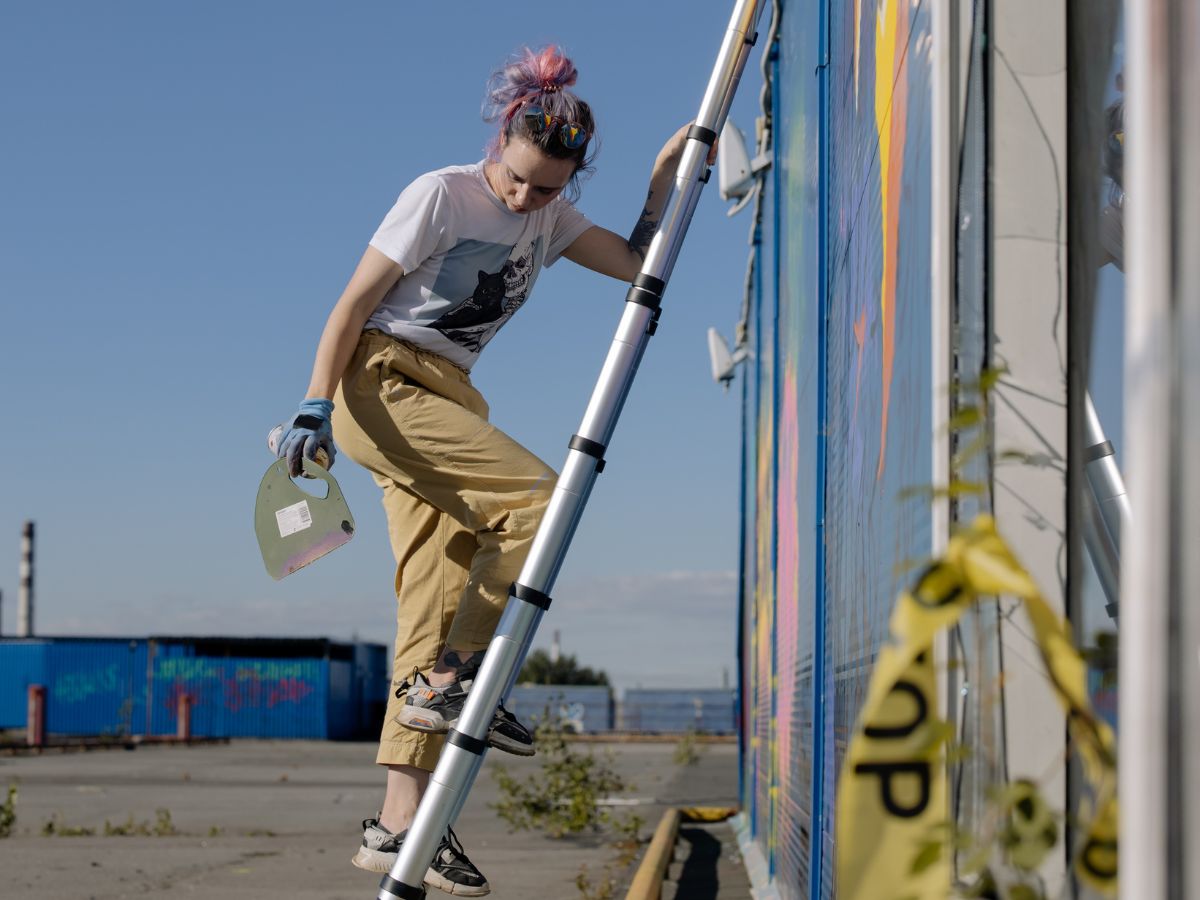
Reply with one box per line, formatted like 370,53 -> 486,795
365,161 -> 594,370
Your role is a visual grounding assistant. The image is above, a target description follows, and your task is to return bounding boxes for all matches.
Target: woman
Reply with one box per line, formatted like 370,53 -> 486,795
272,45 -> 710,895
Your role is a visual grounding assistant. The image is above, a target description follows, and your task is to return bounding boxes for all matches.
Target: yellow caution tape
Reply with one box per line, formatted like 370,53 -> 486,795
835,514 -> 1117,898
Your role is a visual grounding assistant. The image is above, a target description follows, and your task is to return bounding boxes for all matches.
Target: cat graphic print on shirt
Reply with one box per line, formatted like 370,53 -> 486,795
363,162 -> 593,371
428,240 -> 540,354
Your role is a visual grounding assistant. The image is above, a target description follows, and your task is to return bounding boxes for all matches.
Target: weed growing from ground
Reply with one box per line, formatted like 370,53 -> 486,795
0,782 -> 17,838
41,814 -> 95,837
492,715 -> 649,897
673,730 -> 702,766
43,808 -> 176,837
574,863 -> 618,900
492,716 -> 639,839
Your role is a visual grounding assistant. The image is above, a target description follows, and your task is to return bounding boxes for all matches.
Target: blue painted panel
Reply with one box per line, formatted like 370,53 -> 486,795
508,685 -> 613,733
328,658 -> 354,739
45,639 -> 146,737
147,645 -> 327,739
819,0 -> 934,895
0,640 -> 48,728
773,0 -> 823,894
621,689 -> 735,733
738,0 -> 937,896
356,642 -> 389,740
1,637 -> 386,740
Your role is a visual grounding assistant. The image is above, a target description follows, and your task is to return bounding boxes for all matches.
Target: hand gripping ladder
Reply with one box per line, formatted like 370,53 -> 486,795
376,3 -> 764,896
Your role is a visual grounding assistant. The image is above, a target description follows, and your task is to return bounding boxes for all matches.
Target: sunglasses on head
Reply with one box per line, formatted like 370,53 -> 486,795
522,104 -> 589,150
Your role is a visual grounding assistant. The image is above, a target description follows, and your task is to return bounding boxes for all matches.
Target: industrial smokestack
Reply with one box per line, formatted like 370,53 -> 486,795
550,629 -> 561,664
18,521 -> 33,638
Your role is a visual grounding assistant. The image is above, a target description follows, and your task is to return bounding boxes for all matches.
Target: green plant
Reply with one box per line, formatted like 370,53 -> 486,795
41,814 -> 95,837
0,782 -> 17,838
673,730 -> 701,766
153,808 -> 177,836
45,808 -> 176,838
104,815 -> 142,836
575,863 -> 618,900
491,715 -> 634,839
104,808 -> 177,836
609,812 -> 645,867
843,368 -> 1119,899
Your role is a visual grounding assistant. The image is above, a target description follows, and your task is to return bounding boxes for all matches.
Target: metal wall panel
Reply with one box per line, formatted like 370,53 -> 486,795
740,141 -> 764,837
0,637 -> 386,740
147,642 -> 328,739
739,0 -> 936,895
819,1 -> 934,896
356,641 -> 389,741
752,85 -> 780,866
772,0 -> 823,893
507,685 -> 613,733
45,639 -> 148,737
0,640 -> 47,728
620,689 -> 735,734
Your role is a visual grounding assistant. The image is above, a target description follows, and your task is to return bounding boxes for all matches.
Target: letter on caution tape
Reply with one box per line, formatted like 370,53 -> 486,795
835,515 -> 1118,898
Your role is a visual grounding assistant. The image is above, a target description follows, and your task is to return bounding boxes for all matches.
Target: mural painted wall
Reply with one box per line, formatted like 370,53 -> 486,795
739,0 -> 934,896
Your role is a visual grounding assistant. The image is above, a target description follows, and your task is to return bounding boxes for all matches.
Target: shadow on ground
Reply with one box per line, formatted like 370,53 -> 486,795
674,826 -> 723,900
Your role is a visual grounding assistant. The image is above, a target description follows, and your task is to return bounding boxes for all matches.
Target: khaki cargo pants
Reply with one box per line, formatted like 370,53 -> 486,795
332,331 -> 556,771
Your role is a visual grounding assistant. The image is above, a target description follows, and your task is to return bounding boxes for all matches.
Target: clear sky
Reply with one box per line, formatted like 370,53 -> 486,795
1,2 -> 766,691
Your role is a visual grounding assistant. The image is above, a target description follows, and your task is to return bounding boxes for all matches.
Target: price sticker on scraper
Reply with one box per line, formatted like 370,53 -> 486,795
254,427 -> 355,579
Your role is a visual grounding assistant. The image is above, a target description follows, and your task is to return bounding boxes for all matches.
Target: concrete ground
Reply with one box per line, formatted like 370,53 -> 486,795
0,737 -> 749,899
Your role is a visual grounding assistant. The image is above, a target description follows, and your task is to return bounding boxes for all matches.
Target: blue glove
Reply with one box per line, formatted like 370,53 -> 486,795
275,398 -> 336,477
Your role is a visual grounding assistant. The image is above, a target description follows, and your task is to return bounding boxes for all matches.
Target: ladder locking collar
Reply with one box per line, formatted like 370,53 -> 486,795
511,582 -> 553,611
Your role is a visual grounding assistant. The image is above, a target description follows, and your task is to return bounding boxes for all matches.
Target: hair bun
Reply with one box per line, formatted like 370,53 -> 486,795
484,45 -> 578,121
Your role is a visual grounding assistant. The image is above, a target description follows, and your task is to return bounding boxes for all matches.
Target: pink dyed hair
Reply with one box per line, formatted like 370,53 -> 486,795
482,45 -> 597,198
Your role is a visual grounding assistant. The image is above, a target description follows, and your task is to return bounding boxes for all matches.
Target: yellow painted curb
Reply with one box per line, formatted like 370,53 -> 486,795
625,807 -> 682,900
679,805 -> 737,823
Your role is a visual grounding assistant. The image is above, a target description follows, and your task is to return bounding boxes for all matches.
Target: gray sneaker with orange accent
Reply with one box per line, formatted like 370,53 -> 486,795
395,668 -> 534,757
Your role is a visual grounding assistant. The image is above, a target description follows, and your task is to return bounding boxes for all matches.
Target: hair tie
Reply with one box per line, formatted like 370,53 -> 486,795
541,81 -> 562,92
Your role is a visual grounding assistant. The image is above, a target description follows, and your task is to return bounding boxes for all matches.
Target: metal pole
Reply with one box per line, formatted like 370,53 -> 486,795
1082,392 -> 1130,618
1083,394 -> 1131,559
377,2 -> 765,896
1121,0 -> 1172,894
18,521 -> 34,638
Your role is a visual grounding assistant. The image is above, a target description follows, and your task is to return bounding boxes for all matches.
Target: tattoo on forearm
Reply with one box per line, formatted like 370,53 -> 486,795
627,189 -> 658,260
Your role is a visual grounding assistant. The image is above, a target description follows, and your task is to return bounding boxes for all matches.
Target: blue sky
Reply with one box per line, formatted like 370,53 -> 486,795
1,2 -> 766,690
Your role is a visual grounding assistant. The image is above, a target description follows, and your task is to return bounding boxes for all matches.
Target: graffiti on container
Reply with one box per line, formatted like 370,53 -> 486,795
155,658 -> 314,682
155,659 -> 319,715
222,674 -> 314,712
559,702 -> 585,733
54,664 -> 121,704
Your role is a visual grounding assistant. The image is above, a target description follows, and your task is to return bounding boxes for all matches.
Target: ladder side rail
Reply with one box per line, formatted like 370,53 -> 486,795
1083,392 -> 1132,556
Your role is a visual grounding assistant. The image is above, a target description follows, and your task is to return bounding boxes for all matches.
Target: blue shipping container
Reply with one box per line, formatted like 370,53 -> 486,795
0,636 -> 387,741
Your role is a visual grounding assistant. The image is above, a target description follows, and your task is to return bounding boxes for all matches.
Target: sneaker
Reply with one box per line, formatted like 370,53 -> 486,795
395,665 -> 534,757
351,818 -> 490,897
426,828 -> 491,896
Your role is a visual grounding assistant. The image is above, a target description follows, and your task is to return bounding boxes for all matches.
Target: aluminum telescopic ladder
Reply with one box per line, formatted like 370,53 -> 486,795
375,2 -> 765,896
1082,392 -> 1131,619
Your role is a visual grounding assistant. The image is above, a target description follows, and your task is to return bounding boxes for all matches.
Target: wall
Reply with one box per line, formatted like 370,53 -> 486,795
739,0 -> 935,895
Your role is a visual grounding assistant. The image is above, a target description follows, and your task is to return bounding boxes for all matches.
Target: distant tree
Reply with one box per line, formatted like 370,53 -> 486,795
518,650 -> 609,686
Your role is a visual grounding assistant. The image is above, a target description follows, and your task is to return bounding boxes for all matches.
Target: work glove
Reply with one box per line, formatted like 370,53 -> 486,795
271,398 -> 336,477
